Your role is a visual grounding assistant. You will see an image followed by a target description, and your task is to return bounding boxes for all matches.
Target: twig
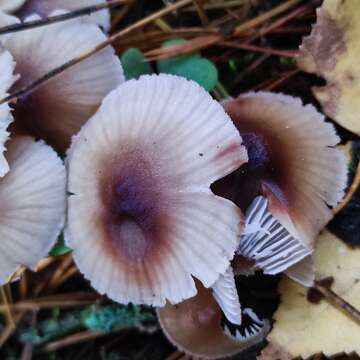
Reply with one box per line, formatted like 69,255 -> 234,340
233,53 -> 270,85
221,41 -> 298,57
143,0 -> 304,61
234,0 -> 304,36
0,312 -> 26,347
334,162 -> 360,214
192,0 -> 210,26
0,0 -> 133,35
314,280 -> 360,325
0,0 -> 193,106
253,69 -> 299,91
183,0 -> 250,11
41,330 -> 112,353
110,3 -> 134,31
0,285 -> 15,329
0,299 -> 98,312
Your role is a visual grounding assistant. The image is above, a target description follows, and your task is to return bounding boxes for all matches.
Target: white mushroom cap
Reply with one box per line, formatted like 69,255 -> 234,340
214,92 -> 347,285
0,136 -> 66,285
0,0 -> 25,13
3,11 -> 123,151
14,0 -> 110,32
0,45 -> 18,177
66,74 -> 248,306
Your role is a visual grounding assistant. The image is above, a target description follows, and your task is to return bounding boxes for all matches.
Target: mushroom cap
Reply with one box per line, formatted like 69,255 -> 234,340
0,136 -> 66,285
3,11 -> 123,151
0,45 -> 18,177
15,0 -> 110,31
157,281 -> 269,359
0,0 -> 25,12
66,74 -> 248,306
214,92 -> 347,248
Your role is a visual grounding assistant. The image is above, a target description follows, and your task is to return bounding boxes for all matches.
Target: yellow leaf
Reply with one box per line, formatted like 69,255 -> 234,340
262,231 -> 360,359
298,0 -> 360,135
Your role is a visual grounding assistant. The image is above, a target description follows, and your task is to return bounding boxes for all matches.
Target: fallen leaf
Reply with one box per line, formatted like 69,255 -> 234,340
298,0 -> 360,135
260,231 -> 360,359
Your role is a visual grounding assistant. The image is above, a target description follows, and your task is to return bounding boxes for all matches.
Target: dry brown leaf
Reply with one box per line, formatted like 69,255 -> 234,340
298,0 -> 360,135
261,231 -> 360,359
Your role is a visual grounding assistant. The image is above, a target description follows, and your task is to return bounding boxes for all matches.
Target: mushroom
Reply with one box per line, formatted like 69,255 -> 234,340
0,135 -> 66,284
66,74 -> 248,306
0,0 -> 110,31
0,45 -> 17,177
2,11 -> 123,151
213,92 -> 347,286
157,280 -> 269,359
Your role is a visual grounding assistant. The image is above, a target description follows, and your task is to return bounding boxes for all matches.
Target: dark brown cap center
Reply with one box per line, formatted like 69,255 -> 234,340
100,152 -> 168,263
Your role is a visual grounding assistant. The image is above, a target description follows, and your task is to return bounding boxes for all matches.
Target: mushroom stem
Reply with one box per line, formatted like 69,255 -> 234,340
0,0 -> 133,35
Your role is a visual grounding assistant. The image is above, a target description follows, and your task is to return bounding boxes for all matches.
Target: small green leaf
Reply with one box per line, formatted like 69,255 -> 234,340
121,48 -> 153,80
164,57 -> 218,91
49,234 -> 72,257
157,38 -> 200,74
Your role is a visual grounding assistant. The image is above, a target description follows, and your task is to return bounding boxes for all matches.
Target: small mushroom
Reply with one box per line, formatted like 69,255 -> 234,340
0,136 -> 66,284
157,280 -> 269,359
2,11 -> 123,151
0,45 -> 17,177
66,74 -> 247,306
213,92 -> 347,286
1,0 -> 110,31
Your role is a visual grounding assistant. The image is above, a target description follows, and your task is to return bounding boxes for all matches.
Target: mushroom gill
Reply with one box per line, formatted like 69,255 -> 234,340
2,11 -> 123,151
66,74 -> 248,306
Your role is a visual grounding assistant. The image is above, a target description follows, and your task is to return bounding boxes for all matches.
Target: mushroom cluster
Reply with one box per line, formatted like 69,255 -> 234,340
0,1 -> 348,359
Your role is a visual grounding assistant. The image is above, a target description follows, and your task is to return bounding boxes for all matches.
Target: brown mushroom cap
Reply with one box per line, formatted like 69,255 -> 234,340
157,280 -> 269,359
0,136 -> 66,284
215,92 -> 347,246
213,92 -> 347,285
3,11 -> 123,151
66,74 -> 248,306
14,0 -> 110,31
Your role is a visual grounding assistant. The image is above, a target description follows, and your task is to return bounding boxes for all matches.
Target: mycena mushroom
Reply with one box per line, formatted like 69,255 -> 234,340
66,74 -> 248,306
2,11 -> 124,151
157,280 -> 269,359
0,136 -> 66,284
214,92 -> 347,285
